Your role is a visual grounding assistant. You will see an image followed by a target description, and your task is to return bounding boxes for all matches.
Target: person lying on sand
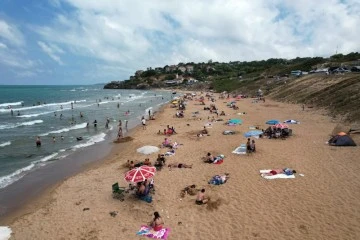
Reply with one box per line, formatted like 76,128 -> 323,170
195,189 -> 209,205
180,184 -> 197,197
261,168 -> 296,176
168,163 -> 193,169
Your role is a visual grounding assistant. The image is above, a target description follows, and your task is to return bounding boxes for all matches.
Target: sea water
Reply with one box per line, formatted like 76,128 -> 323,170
0,85 -> 173,190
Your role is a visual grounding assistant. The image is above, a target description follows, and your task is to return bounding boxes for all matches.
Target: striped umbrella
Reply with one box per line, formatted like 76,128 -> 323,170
124,166 -> 156,183
274,123 -> 289,129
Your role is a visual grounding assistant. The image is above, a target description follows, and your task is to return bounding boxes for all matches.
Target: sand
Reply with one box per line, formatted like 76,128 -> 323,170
6,93 -> 360,240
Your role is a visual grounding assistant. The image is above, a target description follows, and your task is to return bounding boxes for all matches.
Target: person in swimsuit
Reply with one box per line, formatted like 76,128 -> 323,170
36,136 -> 41,147
168,163 -> 192,169
149,212 -> 164,231
195,189 -> 209,205
262,168 -> 296,176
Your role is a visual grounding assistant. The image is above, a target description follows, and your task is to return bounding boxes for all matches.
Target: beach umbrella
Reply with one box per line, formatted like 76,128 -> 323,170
136,146 -> 160,155
274,123 -> 289,129
266,119 -> 280,125
124,166 -> 156,183
283,119 -> 299,124
244,130 -> 263,138
228,118 -> 243,125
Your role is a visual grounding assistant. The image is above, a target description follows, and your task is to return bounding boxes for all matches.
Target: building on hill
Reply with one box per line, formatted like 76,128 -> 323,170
178,66 -> 186,72
186,65 -> 194,73
165,65 -> 177,72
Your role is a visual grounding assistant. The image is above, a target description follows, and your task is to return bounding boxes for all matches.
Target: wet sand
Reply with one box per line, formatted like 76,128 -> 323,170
6,93 -> 360,240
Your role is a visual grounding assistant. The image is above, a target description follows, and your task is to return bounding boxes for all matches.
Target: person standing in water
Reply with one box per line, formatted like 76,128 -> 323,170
125,120 -> 128,130
17,111 -> 20,116
36,136 -> 41,147
105,118 -> 110,129
10,109 -> 13,116
93,120 -> 97,128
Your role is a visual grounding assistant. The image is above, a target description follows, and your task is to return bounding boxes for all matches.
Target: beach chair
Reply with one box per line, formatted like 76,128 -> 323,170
112,182 -> 126,200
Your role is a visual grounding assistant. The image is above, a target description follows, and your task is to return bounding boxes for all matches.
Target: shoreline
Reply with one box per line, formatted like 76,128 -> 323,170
6,93 -> 360,239
0,101 -> 168,224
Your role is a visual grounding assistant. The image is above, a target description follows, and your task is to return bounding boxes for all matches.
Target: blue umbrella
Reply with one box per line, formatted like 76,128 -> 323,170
266,119 -> 280,125
228,118 -> 243,125
244,130 -> 263,138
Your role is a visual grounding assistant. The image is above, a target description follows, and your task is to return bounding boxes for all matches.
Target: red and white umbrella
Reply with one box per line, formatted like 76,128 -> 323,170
273,123 -> 289,129
124,165 -> 156,183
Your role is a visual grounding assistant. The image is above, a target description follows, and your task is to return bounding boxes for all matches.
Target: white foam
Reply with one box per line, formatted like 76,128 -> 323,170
0,141 -> 11,147
0,99 -> 87,113
72,132 -> 106,150
17,111 -> 54,118
0,153 -> 59,189
0,101 -> 23,108
40,123 -> 87,136
0,120 -> 43,130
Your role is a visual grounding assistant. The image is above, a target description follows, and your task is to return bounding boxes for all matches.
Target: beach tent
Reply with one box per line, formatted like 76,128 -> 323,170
137,146 -> 160,155
266,119 -> 280,125
284,119 -> 299,124
328,135 -> 356,146
244,130 -> 263,138
227,119 -> 243,125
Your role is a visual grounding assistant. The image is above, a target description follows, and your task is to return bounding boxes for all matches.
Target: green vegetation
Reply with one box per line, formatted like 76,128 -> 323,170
104,52 -> 360,122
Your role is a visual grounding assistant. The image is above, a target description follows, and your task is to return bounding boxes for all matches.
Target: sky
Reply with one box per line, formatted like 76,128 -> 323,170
0,0 -> 359,85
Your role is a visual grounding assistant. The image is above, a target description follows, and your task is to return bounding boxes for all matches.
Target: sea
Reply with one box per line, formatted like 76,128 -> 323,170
0,85 -> 173,191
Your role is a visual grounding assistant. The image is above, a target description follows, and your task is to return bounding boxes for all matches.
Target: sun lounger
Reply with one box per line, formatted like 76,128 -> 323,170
259,170 -> 295,179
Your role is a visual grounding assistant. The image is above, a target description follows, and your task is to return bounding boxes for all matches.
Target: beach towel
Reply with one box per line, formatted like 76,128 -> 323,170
209,175 -> 227,185
139,195 -> 153,203
259,170 -> 295,179
136,225 -> 170,239
0,227 -> 12,240
232,144 -> 246,155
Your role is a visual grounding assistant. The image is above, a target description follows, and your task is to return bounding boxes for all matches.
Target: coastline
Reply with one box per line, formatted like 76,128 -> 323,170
6,93 -> 360,240
0,100 -> 168,224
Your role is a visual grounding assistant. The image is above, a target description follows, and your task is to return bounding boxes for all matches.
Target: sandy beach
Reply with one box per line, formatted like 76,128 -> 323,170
5,92 -> 360,240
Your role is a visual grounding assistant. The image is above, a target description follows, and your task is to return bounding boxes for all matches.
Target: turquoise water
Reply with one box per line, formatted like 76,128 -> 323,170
0,85 -> 172,189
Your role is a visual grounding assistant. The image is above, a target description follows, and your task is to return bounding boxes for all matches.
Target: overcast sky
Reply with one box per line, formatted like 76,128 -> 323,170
0,0 -> 359,85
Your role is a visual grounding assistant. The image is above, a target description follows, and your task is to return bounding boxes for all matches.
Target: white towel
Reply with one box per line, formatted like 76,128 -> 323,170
232,144 -> 246,155
259,170 -> 295,179
0,226 -> 12,240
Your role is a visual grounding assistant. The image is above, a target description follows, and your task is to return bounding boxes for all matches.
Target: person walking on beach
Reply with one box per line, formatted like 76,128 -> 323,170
148,109 -> 151,117
141,117 -> 146,130
36,136 -> 41,147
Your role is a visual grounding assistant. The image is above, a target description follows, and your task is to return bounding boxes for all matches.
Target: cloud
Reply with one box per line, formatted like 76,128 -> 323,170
25,0 -> 360,83
0,19 -> 25,46
0,42 -> 7,49
37,41 -> 65,65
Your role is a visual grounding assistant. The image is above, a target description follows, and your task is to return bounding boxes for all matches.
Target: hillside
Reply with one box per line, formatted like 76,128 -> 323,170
103,52 -> 360,122
267,74 -> 360,122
